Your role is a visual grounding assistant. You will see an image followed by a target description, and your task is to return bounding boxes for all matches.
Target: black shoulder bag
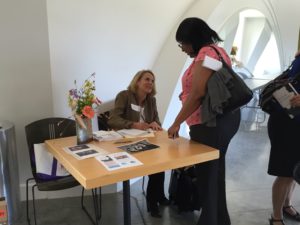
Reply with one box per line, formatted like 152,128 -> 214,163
210,46 -> 253,113
259,62 -> 300,115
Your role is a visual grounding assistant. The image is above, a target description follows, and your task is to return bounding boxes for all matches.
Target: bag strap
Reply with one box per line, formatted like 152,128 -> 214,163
209,45 -> 226,63
209,45 -> 233,72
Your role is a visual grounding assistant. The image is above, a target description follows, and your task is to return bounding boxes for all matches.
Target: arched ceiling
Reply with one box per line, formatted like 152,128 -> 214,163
153,0 -> 300,121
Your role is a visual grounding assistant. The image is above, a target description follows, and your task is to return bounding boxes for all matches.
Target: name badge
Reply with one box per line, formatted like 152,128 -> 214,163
131,104 -> 140,112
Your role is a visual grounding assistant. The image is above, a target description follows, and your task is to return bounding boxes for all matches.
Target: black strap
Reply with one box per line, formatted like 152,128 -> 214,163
209,45 -> 226,64
209,45 -> 233,72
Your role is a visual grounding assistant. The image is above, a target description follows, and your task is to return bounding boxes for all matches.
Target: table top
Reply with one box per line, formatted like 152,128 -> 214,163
45,131 -> 219,189
244,78 -> 271,91
244,74 -> 277,91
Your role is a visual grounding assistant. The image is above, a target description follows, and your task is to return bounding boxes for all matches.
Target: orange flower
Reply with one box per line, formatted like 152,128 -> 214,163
82,105 -> 95,119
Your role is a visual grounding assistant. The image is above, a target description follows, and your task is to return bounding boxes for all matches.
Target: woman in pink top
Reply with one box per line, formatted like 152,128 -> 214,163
168,17 -> 241,225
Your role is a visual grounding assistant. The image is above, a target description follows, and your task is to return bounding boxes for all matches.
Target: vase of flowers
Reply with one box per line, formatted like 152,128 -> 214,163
68,73 -> 101,144
75,117 -> 93,144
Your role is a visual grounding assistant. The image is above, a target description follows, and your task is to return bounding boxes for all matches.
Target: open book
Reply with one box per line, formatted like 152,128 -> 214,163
117,129 -> 155,138
273,82 -> 300,118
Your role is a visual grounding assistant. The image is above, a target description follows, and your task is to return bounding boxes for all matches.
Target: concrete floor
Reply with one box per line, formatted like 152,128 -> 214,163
14,110 -> 300,225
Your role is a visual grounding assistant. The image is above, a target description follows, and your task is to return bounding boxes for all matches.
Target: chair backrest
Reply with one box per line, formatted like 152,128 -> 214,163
25,117 -> 76,179
97,100 -> 115,131
98,112 -> 111,131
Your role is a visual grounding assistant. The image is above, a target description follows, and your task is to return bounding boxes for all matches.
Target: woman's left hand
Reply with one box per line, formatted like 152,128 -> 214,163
167,123 -> 180,139
290,95 -> 300,107
149,121 -> 162,131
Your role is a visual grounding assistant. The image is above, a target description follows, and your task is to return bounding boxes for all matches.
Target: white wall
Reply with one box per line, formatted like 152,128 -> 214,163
47,0 -> 195,118
0,0 -> 53,196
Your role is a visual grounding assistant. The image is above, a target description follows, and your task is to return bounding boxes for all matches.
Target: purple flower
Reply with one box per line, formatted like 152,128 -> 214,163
69,89 -> 79,99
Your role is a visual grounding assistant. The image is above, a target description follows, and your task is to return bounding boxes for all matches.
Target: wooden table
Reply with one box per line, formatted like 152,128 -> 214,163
45,131 -> 219,225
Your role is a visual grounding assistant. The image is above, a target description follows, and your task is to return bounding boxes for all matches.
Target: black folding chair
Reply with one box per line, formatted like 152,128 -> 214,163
25,117 -> 101,225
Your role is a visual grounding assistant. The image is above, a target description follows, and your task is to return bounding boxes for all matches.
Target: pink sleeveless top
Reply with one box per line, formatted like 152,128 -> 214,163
180,45 -> 232,126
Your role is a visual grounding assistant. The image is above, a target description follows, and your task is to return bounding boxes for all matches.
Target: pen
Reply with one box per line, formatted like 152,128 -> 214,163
114,140 -> 133,144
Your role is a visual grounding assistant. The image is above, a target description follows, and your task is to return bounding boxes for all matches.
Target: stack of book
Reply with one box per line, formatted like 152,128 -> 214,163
93,130 -> 123,141
117,129 -> 154,138
93,129 -> 155,141
273,82 -> 300,118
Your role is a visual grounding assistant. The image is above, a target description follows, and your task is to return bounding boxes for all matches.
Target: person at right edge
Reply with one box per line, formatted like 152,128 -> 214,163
268,51 -> 300,225
167,17 -> 240,225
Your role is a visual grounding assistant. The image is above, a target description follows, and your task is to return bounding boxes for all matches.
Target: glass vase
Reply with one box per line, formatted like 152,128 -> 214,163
76,117 -> 93,145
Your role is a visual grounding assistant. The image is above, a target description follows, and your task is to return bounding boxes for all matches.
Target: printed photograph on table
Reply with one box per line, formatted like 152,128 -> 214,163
64,144 -> 108,160
98,155 -> 121,170
75,149 -> 98,157
117,139 -> 159,153
111,152 -> 143,167
96,152 -> 143,171
68,144 -> 90,151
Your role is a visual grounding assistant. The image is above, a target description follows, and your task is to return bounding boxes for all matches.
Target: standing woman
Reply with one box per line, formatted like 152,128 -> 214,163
167,17 -> 240,225
267,54 -> 300,225
108,70 -> 169,218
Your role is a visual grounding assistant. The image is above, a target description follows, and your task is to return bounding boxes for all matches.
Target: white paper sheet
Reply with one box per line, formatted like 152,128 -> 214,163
96,152 -> 143,171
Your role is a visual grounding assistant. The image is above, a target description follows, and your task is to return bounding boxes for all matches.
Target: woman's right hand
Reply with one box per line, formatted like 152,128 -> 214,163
132,122 -> 150,130
149,121 -> 162,131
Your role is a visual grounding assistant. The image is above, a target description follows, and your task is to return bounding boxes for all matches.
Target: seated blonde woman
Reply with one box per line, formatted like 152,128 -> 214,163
108,70 -> 169,218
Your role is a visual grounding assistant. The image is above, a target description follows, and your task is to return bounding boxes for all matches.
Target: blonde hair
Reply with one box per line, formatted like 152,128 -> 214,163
127,70 -> 157,96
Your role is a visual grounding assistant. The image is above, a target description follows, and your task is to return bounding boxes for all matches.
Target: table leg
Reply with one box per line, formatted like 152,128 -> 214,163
123,180 -> 131,225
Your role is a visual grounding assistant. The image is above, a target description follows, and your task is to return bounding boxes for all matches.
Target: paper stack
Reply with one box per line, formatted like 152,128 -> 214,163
117,129 -> 155,138
93,130 -> 124,141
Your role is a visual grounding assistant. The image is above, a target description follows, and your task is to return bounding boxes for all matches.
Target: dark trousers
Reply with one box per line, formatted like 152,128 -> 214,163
190,110 -> 240,225
146,172 -> 165,204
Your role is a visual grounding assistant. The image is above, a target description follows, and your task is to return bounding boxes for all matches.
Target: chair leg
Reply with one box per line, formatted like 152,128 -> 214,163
32,184 -> 37,225
99,188 -> 102,220
27,182 -> 102,225
97,188 -> 101,220
26,178 -> 35,225
81,187 -> 101,225
142,176 -> 146,196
